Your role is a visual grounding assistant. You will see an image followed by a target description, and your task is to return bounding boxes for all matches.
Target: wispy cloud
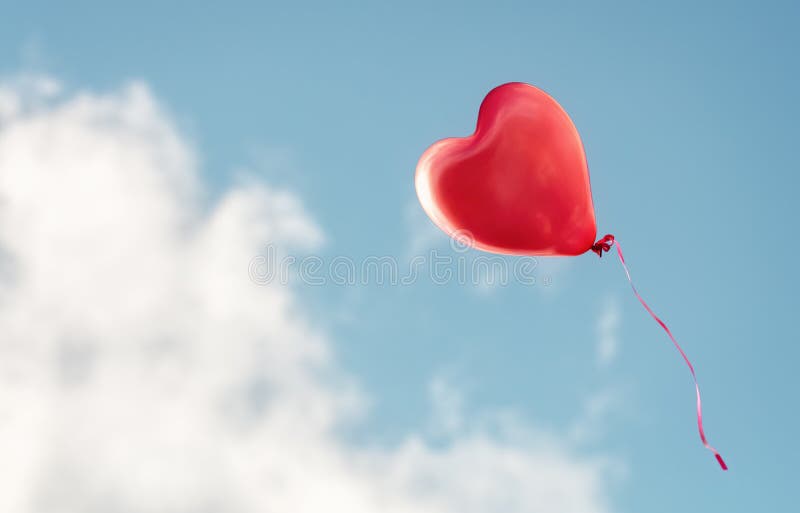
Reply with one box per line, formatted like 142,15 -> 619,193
428,374 -> 465,436
596,296 -> 621,367
0,75 -> 618,513
569,297 -> 625,444
568,388 -> 623,445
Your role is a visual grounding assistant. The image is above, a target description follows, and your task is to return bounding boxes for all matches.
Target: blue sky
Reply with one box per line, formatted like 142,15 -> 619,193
1,1 -> 798,512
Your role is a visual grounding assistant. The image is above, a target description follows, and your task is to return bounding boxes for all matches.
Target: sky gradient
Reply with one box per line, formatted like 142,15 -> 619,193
1,1 -> 798,512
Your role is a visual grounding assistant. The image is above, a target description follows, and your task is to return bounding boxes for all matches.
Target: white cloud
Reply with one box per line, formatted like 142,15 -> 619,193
568,298 -> 625,445
568,389 -> 622,445
0,74 -> 60,122
428,375 -> 465,436
596,296 -> 620,367
0,75 -> 618,513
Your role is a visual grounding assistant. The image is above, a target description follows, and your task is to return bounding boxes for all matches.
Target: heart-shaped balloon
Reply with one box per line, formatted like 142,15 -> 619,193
415,84 -> 731,470
415,82 -> 597,256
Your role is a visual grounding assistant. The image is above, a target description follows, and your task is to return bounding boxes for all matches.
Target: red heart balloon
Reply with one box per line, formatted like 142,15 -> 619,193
415,82 -> 597,256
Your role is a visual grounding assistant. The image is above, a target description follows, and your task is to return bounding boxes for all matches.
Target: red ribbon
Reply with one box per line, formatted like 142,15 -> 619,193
590,234 -> 615,257
592,234 -> 727,471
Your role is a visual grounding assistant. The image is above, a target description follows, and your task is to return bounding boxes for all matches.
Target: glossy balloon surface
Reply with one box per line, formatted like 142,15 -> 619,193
415,82 -> 597,256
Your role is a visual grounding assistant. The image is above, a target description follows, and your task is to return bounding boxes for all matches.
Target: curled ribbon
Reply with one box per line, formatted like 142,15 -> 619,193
591,234 -> 728,471
590,234 -> 616,257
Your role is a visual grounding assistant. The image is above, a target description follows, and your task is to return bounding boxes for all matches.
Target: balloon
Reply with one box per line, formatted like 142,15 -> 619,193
414,82 -> 729,470
415,82 -> 596,256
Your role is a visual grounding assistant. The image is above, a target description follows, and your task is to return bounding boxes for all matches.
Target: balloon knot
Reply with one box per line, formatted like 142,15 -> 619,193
590,234 -> 615,257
